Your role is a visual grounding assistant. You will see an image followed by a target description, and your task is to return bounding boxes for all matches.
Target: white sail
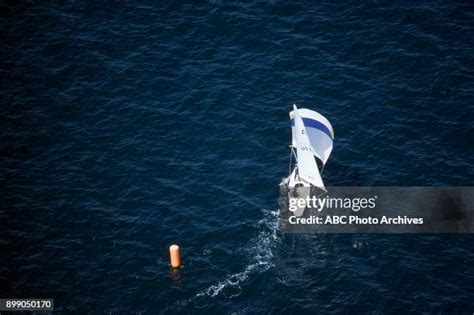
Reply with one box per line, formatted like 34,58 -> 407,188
293,105 -> 325,189
290,107 -> 334,165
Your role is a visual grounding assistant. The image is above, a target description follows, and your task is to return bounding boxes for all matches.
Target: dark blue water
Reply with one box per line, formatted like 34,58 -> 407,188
2,1 -> 474,313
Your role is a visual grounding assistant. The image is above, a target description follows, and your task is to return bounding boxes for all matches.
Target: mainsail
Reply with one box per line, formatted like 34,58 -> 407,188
293,105 -> 325,189
290,107 -> 334,165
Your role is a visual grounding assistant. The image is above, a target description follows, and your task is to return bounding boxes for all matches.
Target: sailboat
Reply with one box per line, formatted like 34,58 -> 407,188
285,105 -> 334,214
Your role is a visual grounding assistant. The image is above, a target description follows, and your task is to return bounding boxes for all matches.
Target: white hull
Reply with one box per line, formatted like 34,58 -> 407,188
286,167 -> 312,217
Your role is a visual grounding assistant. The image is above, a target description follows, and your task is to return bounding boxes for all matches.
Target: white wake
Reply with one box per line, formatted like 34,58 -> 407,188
195,209 -> 280,298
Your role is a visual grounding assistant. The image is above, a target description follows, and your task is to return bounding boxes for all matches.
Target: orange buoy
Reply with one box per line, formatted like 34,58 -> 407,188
169,244 -> 181,268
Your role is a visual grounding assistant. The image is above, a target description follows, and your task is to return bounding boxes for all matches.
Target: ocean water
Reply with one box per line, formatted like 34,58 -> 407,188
1,1 -> 474,313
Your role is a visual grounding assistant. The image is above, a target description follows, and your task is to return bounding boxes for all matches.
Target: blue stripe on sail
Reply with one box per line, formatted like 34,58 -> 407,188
290,118 -> 333,140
